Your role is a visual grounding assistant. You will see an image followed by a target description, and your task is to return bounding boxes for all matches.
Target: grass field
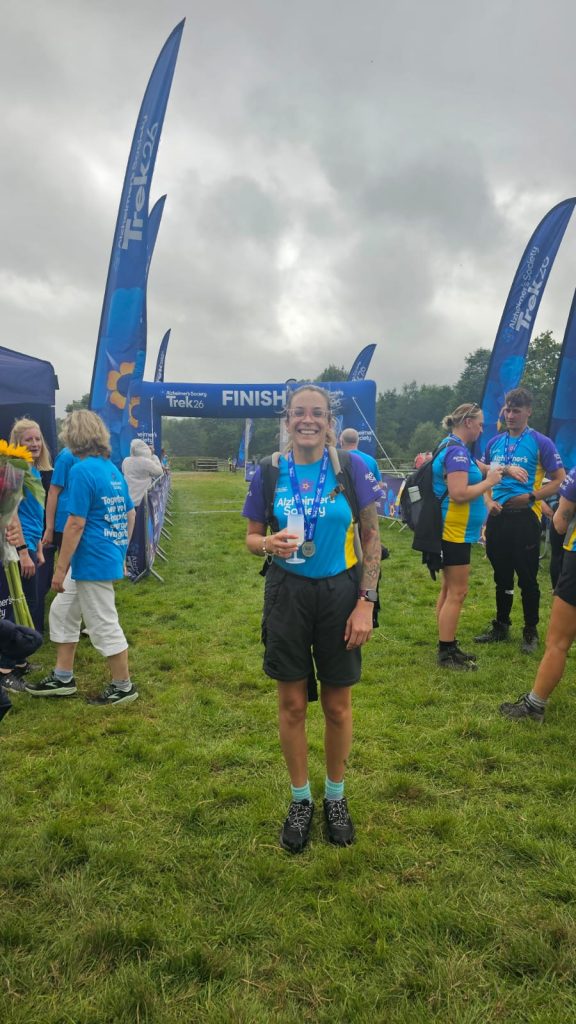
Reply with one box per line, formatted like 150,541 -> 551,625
2,472 -> 575,1024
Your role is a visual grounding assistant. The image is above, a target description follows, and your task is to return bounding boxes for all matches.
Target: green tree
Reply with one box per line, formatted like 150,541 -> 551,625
409,420 -> 443,457
65,394 -> 90,413
520,330 -> 560,432
453,349 -> 491,405
315,364 -> 348,382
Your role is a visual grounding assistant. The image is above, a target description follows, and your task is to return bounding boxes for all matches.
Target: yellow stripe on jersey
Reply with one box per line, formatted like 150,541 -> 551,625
564,522 -> 576,552
531,463 -> 547,522
344,522 -> 358,568
443,498 -> 470,543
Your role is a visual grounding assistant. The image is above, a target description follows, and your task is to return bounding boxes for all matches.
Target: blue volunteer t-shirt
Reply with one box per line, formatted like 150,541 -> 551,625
51,447 -> 79,532
18,466 -> 45,549
67,457 -> 134,581
242,452 -> 380,579
349,449 -> 382,482
559,467 -> 576,552
482,429 -> 563,520
432,439 -> 484,543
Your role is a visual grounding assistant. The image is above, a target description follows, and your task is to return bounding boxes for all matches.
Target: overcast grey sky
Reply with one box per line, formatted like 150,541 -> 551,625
2,0 -> 576,412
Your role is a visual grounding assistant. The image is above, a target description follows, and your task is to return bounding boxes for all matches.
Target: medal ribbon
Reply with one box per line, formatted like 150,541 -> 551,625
287,448 -> 329,542
501,426 -> 529,465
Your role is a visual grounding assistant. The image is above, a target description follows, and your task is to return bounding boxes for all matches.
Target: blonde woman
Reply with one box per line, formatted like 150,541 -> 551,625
433,403 -> 503,670
26,411 -> 137,707
10,419 -> 51,617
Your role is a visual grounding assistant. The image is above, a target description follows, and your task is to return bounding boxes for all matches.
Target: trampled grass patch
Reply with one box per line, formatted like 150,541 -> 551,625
1,472 -> 576,1022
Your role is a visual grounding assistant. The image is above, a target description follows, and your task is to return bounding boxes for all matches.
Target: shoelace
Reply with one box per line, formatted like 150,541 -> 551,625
286,802 -> 312,829
325,799 -> 349,826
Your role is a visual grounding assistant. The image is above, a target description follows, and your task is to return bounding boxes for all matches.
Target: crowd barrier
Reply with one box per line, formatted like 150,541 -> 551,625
126,472 -> 172,583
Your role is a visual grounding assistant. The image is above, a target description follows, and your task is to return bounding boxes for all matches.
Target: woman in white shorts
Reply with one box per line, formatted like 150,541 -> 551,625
25,410 -> 138,707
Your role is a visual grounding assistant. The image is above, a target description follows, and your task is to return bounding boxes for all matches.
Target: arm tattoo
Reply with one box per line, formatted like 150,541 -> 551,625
358,504 -> 381,587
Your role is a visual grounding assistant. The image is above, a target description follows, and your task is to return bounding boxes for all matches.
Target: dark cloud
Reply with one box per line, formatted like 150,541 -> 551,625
2,0 -> 576,411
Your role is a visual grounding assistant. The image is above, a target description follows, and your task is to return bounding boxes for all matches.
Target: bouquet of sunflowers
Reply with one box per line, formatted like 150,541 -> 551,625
0,439 -> 35,627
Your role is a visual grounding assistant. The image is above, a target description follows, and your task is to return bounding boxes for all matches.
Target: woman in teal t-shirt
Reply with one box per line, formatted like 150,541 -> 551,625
432,403 -> 502,671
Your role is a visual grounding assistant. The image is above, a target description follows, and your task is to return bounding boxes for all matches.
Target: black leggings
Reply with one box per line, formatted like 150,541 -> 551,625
485,509 -> 541,627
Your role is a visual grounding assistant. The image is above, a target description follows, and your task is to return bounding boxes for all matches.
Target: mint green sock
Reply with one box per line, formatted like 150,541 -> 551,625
291,781 -> 312,803
325,777 -> 344,801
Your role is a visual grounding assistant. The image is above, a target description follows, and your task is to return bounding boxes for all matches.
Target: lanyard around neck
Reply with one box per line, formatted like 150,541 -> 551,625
287,448 -> 329,542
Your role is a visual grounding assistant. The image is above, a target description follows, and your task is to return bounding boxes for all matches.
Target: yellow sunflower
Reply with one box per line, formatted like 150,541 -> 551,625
128,396 -> 140,429
0,439 -> 34,464
107,361 -> 136,410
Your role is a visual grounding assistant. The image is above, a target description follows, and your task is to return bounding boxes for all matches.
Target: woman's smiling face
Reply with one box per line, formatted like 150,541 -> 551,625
286,389 -> 331,455
20,428 -> 43,462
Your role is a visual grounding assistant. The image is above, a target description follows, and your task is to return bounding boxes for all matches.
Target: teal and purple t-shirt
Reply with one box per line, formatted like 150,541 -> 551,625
242,452 -> 380,579
432,439 -> 484,544
482,429 -> 563,521
559,467 -> 576,552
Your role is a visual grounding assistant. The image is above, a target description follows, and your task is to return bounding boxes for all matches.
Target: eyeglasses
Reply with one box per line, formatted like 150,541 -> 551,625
288,407 -> 329,420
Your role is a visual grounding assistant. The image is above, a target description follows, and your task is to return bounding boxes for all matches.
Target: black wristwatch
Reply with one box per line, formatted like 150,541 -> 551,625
529,492 -> 537,504
358,589 -> 378,603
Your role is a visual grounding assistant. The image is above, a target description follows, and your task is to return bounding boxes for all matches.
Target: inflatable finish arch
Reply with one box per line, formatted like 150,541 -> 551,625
125,379 -> 378,459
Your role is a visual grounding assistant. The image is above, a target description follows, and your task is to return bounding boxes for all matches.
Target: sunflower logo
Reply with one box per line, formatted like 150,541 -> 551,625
128,396 -> 140,429
106,362 -> 135,410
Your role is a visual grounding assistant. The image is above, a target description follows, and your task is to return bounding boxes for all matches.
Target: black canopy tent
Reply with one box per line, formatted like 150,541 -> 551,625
0,345 -> 58,458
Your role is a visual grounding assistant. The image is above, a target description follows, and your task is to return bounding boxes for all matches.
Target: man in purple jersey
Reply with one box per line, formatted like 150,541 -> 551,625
475,388 -> 565,654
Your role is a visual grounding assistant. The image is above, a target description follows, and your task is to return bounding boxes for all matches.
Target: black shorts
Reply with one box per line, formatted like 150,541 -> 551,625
262,562 -> 362,687
554,550 -> 576,607
442,540 -> 471,567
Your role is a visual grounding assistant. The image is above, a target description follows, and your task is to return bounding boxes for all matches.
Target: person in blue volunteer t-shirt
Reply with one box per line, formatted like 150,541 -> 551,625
1,419 -> 52,678
431,403 -> 503,671
243,385 -> 381,854
26,411 -> 138,707
475,387 -> 565,654
339,428 -> 383,485
42,446 -> 78,551
500,465 -> 576,723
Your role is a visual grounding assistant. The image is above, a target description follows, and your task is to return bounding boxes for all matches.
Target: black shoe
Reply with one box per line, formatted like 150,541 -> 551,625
499,694 -> 545,723
25,672 -> 77,697
437,648 -> 478,671
453,642 -> 477,663
279,799 -> 314,853
323,797 -> 356,846
86,684 -> 138,706
0,671 -> 28,693
12,660 -> 34,678
521,627 -> 539,655
474,620 -> 510,644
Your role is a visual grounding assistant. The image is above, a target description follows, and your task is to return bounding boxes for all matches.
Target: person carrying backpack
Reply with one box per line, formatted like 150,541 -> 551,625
433,403 -> 503,670
243,385 -> 381,854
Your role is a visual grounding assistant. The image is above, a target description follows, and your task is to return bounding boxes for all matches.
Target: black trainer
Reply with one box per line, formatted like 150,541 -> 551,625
323,797 -> 356,846
521,627 -> 539,655
474,620 -> 510,644
86,684 -> 138,707
279,799 -> 314,853
437,648 -> 478,671
499,694 -> 545,724
0,671 -> 28,693
453,642 -> 477,663
25,672 -> 77,697
12,660 -> 34,678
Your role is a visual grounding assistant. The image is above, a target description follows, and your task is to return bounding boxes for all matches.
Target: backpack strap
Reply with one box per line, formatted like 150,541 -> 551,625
327,446 -> 360,522
260,452 -> 281,533
432,438 -> 464,503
